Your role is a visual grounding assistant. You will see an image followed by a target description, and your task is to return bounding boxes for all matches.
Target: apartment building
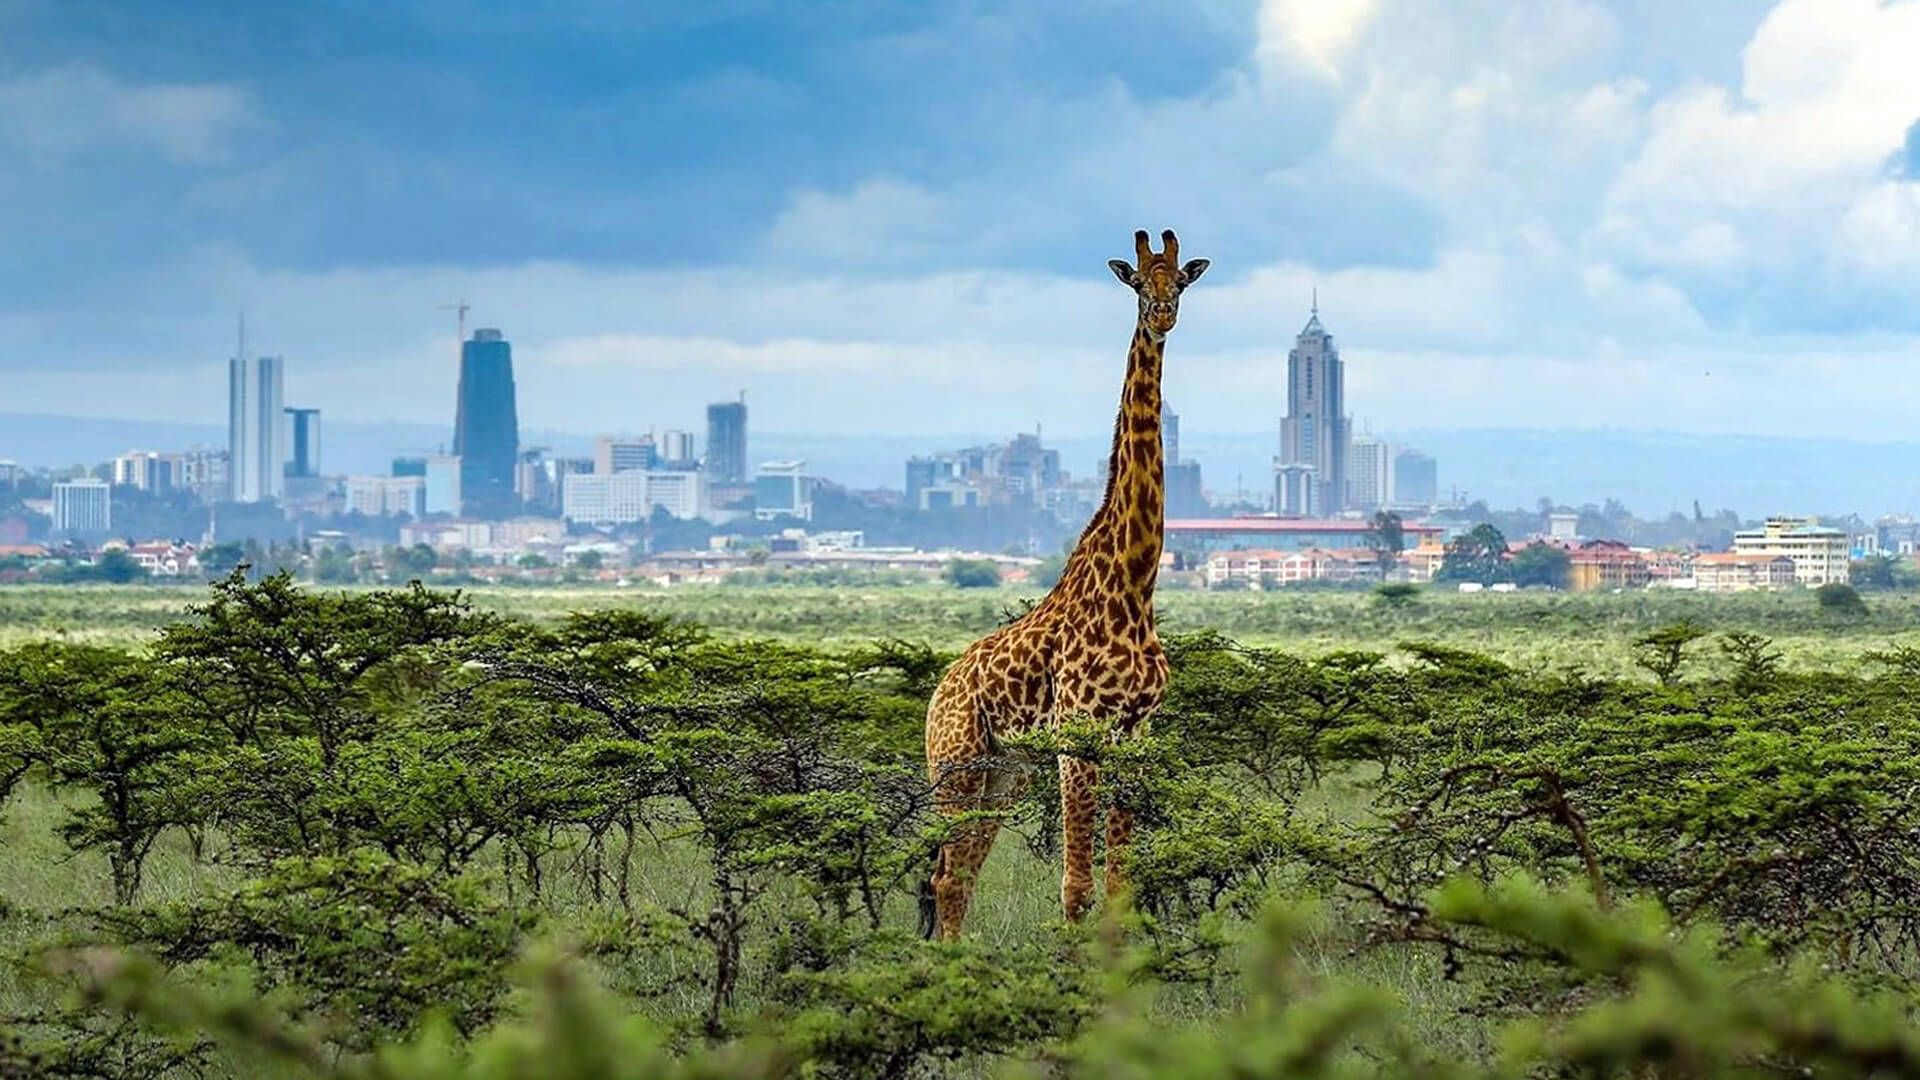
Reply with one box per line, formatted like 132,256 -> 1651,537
1694,552 -> 1797,592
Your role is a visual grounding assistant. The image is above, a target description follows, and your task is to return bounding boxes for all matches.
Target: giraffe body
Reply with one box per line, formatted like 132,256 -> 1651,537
925,230 -> 1208,939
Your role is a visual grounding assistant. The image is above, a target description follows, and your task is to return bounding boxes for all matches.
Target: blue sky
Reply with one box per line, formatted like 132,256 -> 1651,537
5,0 -> 1920,445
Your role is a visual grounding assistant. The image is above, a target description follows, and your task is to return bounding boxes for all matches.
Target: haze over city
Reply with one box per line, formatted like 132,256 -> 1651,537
6,0 -> 1920,460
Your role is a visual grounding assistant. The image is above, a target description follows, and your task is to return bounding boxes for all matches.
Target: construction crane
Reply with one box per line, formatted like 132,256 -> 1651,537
437,299 -> 470,352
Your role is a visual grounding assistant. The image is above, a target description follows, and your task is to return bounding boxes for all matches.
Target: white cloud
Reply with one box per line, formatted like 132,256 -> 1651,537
0,65 -> 256,166
1257,0 -> 1378,80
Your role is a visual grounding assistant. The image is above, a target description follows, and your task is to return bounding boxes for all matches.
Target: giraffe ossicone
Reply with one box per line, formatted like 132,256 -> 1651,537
922,228 -> 1208,940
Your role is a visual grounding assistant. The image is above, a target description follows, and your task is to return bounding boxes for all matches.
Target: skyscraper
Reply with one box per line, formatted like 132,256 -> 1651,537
1162,400 -> 1181,466
229,352 -> 285,503
1393,449 -> 1438,506
453,327 -> 519,516
1275,300 -> 1349,516
284,408 -> 321,479
706,396 -> 748,484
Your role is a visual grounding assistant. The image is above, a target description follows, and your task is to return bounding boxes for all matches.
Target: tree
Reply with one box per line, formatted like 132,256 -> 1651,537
1363,511 -> 1406,574
943,559 -> 1001,589
199,542 -> 245,579
93,549 -> 148,584
1434,523 -> 1509,585
1509,541 -> 1571,589
1633,620 -> 1707,685
574,550 -> 605,571
1816,582 -> 1868,617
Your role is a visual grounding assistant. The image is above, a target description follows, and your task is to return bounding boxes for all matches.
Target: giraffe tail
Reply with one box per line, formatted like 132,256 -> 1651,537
918,845 -> 942,939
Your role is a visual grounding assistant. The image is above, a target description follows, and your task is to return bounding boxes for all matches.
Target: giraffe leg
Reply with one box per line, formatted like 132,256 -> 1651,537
928,758 -> 1026,939
1059,755 -> 1100,923
1104,805 -> 1135,906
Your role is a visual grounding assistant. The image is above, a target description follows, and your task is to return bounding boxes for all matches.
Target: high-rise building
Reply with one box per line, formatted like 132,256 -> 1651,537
754,460 -> 813,521
423,454 -> 462,516
229,353 -> 286,503
453,328 -> 519,516
1168,460 -> 1206,518
53,477 -> 111,534
1274,301 -> 1349,516
594,435 -> 657,474
176,448 -> 230,504
659,429 -> 696,469
112,450 -> 175,493
1392,449 -> 1437,506
706,397 -> 748,484
284,408 -> 322,479
1346,435 -> 1393,511
1162,400 -> 1181,466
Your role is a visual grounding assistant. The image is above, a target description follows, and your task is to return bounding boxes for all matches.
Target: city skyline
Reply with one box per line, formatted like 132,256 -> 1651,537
6,3 -> 1920,444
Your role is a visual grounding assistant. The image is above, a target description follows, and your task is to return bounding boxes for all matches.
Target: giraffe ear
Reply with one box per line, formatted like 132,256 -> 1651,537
1108,259 -> 1137,287
1181,259 -> 1210,286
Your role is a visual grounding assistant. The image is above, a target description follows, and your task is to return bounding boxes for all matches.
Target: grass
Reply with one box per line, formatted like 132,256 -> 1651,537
5,582 -> 1919,676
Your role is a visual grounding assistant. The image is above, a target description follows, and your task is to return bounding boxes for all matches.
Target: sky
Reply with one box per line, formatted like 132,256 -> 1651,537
5,0 -> 1920,446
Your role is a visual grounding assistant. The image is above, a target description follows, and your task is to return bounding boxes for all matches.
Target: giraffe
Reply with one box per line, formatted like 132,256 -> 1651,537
923,228 -> 1209,939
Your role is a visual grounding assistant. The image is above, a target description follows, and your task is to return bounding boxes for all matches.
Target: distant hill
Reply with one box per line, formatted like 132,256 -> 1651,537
3,413 -> 1914,519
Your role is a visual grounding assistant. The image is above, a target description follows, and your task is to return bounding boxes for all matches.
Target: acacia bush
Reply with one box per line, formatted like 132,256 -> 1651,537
4,576 -> 1920,1076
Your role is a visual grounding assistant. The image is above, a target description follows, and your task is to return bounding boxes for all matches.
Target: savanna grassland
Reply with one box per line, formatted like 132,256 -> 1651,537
4,580 -> 1917,672
3,576 -> 1920,1078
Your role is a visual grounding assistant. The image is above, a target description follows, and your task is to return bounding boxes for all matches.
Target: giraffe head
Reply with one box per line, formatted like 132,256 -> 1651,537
1108,229 -> 1209,339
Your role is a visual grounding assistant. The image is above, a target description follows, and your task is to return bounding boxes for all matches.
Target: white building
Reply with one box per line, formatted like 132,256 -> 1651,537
594,435 -> 656,475
52,478 -> 111,533
112,450 -> 176,493
754,460 -> 813,521
1346,435 -> 1393,511
229,354 -> 286,503
345,476 -> 427,518
1731,516 -> 1850,586
563,470 -> 706,524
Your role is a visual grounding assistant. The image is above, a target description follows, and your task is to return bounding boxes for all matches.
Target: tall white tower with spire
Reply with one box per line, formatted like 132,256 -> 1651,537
228,315 -> 286,503
1274,293 -> 1350,516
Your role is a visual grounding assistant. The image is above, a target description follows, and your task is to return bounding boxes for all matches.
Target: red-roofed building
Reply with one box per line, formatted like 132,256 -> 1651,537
1567,540 -> 1650,592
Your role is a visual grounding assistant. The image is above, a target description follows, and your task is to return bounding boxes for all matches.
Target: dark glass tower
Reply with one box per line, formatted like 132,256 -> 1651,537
705,397 -> 748,485
454,328 -> 519,516
283,407 -> 321,478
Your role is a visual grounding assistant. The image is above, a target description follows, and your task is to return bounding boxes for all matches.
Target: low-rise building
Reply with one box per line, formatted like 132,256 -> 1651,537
1205,547 -> 1383,588
1567,540 -> 1650,592
1694,552 -> 1797,592
1731,516 -> 1850,586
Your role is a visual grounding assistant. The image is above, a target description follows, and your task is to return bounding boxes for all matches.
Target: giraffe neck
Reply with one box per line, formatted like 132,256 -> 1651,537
1056,321 -> 1164,606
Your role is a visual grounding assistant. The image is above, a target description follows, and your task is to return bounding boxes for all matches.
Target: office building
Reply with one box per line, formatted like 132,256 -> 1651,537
284,408 -> 321,479
755,460 -> 813,520
1731,516 -> 1851,586
1167,461 -> 1207,518
52,478 -> 111,534
1393,449 -> 1438,506
706,397 -> 748,484
175,448 -> 230,504
453,328 -> 519,516
229,353 -> 285,503
424,454 -> 462,516
1274,301 -> 1349,516
1346,434 -> 1393,511
1162,401 -> 1181,467
594,435 -> 657,474
562,470 -> 706,524
345,476 -> 427,518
